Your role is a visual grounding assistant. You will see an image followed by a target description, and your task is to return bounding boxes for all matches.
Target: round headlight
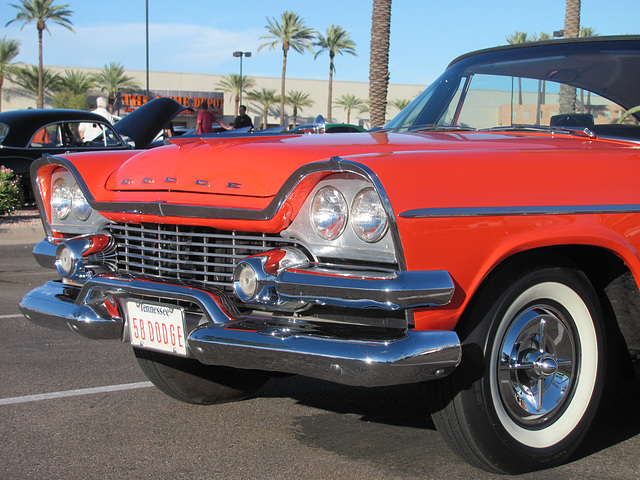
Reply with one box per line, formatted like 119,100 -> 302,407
72,183 -> 92,221
351,187 -> 388,243
310,186 -> 348,240
51,178 -> 72,220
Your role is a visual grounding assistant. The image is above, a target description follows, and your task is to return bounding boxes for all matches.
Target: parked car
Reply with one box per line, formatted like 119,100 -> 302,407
288,117 -> 366,134
0,97 -> 188,201
19,36 -> 640,474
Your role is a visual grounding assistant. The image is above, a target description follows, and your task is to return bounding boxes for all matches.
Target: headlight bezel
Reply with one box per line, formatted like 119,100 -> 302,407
282,173 -> 396,265
47,169 -> 109,235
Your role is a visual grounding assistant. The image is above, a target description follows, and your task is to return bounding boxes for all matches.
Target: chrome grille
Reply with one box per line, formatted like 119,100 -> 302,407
105,223 -> 302,292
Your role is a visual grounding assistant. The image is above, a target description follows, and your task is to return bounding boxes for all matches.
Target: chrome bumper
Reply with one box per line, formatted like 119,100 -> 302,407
20,276 -> 461,387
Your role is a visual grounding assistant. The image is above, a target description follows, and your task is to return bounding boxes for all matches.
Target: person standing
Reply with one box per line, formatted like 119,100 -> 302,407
79,96 -> 116,142
196,101 -> 230,133
233,105 -> 253,129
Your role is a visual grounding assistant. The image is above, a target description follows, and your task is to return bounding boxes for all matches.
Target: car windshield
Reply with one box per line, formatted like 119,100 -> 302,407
385,39 -> 640,136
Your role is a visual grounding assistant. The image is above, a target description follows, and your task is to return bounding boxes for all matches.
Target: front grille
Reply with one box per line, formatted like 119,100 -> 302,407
105,223 -> 303,292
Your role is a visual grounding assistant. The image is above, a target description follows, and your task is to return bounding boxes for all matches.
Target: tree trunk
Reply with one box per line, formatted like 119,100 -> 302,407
280,45 -> 288,126
559,0 -> 580,114
37,26 -> 44,109
368,0 -> 392,127
327,54 -> 334,121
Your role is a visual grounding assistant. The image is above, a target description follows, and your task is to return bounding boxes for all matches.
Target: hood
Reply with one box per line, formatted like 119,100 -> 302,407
105,130 -> 614,197
113,97 -> 189,148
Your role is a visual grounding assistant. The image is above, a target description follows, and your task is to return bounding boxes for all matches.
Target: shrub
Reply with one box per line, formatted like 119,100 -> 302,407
0,166 -> 24,216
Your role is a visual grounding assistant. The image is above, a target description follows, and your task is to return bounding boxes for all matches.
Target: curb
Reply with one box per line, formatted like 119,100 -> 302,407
0,224 -> 45,246
0,211 -> 45,246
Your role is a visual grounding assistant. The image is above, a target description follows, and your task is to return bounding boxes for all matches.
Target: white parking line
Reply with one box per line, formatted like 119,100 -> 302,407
0,314 -> 24,319
0,381 -> 154,405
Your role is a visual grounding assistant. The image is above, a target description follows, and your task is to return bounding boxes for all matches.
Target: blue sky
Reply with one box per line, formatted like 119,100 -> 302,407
3,0 -> 640,86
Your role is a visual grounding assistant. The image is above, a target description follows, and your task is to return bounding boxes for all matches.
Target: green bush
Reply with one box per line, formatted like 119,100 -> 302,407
0,166 -> 24,216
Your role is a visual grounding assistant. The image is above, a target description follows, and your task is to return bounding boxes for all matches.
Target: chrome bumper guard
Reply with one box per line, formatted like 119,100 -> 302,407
20,274 -> 461,387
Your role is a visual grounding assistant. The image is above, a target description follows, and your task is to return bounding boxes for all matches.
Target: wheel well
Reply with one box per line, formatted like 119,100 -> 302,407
478,245 -> 640,378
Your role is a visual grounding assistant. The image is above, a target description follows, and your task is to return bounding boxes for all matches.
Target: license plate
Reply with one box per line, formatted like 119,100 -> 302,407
126,300 -> 187,356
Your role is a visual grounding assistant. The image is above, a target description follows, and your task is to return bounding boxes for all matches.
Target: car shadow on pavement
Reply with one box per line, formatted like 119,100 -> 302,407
574,377 -> 640,461
258,372 -> 640,470
259,375 -> 435,430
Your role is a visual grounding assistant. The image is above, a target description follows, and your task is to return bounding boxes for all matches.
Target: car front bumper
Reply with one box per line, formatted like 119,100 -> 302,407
20,275 -> 461,387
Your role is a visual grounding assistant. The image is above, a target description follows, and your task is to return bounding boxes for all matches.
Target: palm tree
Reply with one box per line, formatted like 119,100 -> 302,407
285,90 -> 314,127
368,0 -> 392,127
13,64 -> 61,103
6,0 -> 74,108
59,69 -> 95,95
579,26 -> 597,37
52,69 -> 95,110
505,31 -> 530,105
314,25 -> 357,121
93,62 -> 140,114
247,87 -> 280,129
560,0 -> 581,114
0,37 -> 21,112
334,93 -> 366,124
216,73 -> 256,117
389,98 -> 410,114
258,11 -> 315,126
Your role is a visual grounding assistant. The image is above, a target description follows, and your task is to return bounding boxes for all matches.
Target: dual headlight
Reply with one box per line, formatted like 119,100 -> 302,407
51,178 -> 92,221
310,186 -> 388,243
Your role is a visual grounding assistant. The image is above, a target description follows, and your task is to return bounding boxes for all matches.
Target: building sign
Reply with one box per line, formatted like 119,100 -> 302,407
121,90 -> 224,116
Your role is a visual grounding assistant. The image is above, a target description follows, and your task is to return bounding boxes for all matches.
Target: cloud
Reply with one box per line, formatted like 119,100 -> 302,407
5,22 -> 265,74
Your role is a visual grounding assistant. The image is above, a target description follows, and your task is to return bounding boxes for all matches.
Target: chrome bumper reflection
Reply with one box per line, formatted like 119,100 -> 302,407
20,277 -> 461,387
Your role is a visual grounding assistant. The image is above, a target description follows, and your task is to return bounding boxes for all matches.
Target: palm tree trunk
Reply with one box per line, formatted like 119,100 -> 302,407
369,0 -> 392,127
263,107 -> 268,129
559,0 -> 580,114
280,46 -> 288,126
37,26 -> 44,109
327,55 -> 334,121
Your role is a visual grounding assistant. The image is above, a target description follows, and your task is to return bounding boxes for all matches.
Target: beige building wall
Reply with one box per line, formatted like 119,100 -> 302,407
2,64 -> 424,128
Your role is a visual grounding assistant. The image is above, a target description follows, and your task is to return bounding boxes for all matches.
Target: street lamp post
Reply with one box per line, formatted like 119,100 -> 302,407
233,51 -> 251,112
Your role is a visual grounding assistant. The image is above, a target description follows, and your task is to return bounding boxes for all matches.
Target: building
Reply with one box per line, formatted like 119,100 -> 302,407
1,64 -> 424,129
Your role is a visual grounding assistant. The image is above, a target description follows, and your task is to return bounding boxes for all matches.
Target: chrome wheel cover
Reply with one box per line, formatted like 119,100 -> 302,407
498,305 -> 577,426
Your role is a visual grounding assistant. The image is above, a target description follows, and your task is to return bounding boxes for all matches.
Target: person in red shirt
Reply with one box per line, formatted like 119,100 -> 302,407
196,102 -> 230,133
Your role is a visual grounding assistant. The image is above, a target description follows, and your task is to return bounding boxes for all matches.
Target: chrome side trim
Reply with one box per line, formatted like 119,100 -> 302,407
400,204 -> 640,218
20,277 -> 461,387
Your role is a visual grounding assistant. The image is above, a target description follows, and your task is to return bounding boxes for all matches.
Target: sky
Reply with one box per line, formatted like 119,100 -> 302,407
2,0 -> 640,87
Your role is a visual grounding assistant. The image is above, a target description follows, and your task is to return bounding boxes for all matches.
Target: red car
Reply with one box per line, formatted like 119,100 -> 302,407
21,36 -> 640,473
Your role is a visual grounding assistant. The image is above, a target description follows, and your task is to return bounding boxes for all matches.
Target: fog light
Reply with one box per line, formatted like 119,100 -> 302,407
234,262 -> 258,300
56,244 -> 76,277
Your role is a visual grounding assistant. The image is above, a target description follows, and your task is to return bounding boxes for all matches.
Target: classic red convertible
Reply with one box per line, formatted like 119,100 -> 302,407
20,36 -> 640,473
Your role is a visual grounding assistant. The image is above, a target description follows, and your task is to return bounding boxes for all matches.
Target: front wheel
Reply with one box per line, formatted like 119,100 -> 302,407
134,348 -> 268,405
428,265 -> 605,474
